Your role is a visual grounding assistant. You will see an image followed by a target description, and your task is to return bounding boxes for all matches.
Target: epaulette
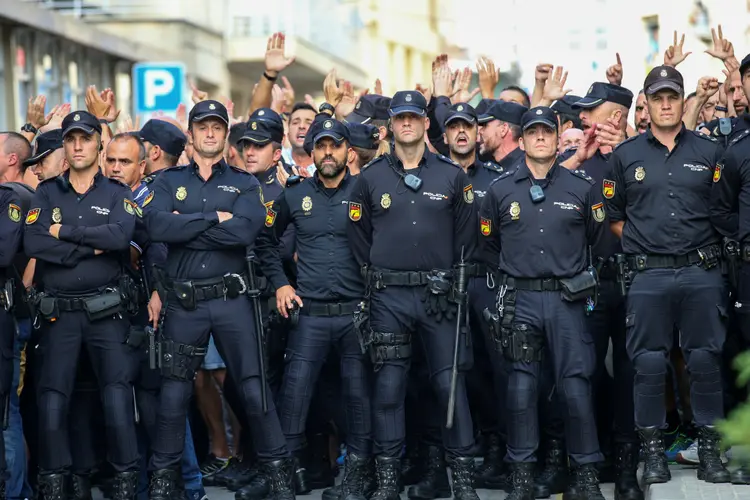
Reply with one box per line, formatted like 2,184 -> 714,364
489,168 -> 516,186
613,134 -> 639,151
692,130 -> 718,143
159,165 -> 188,175
229,165 -> 253,176
569,169 -> 595,184
362,156 -> 386,171
482,161 -> 504,174
106,177 -> 129,188
729,129 -> 750,147
142,173 -> 157,184
436,154 -> 460,168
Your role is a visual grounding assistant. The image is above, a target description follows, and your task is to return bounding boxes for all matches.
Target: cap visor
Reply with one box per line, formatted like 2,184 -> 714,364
63,125 -> 97,137
22,149 -> 52,167
388,106 -> 426,117
344,112 -> 372,125
522,118 -> 557,131
191,113 -> 229,124
313,132 -> 346,144
645,81 -> 683,95
445,114 -> 477,126
477,114 -> 495,124
240,133 -> 271,145
571,97 -> 604,109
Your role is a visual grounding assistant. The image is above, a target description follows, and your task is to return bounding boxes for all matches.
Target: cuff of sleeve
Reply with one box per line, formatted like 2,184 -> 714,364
130,241 -> 143,254
269,274 -> 290,291
205,212 -> 220,224
58,225 -> 74,242
607,213 -> 625,222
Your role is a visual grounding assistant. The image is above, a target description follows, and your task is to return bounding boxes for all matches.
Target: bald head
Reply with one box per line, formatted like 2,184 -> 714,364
0,132 -> 32,181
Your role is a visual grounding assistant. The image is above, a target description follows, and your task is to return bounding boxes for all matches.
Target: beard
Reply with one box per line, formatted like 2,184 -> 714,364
316,155 -> 347,178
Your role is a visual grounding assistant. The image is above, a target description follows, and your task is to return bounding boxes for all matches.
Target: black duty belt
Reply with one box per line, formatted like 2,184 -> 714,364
51,290 -> 104,312
626,245 -> 720,270
598,262 -> 617,281
299,300 -> 361,317
369,270 -> 432,287
504,276 -> 562,292
170,273 -> 249,302
466,263 -> 488,278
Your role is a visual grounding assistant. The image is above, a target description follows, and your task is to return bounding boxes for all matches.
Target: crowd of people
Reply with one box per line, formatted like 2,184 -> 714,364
0,23 -> 749,500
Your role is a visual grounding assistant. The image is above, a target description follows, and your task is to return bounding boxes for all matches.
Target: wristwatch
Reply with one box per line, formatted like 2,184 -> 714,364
715,105 -> 728,113
319,102 -> 335,115
21,123 -> 37,134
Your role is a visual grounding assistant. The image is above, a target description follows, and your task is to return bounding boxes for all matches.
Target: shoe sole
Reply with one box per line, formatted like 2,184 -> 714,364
643,474 -> 671,485
406,488 -> 452,499
697,469 -> 731,483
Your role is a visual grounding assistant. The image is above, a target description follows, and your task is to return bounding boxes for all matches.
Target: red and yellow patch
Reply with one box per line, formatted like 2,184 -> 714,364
25,208 -> 40,225
349,202 -> 362,222
602,179 -> 615,199
264,208 -> 277,227
480,217 -> 491,236
713,164 -> 722,183
143,192 -> 154,207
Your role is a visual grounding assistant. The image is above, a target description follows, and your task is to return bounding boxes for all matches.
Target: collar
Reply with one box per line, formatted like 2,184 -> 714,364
646,123 -> 687,146
513,160 -> 559,183
311,169 -> 351,192
498,147 -> 523,170
58,169 -> 103,192
255,167 -> 277,186
190,158 -> 228,175
392,147 -> 430,169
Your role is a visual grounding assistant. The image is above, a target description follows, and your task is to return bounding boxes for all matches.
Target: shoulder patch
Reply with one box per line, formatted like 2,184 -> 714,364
361,156 -> 385,171
107,177 -> 129,188
730,129 -> 750,147
229,165 -> 253,176
570,169 -> 595,184
436,154 -> 460,167
488,168 -> 516,187
613,134 -> 640,151
142,173 -> 157,184
482,161 -> 504,174
692,130 -> 718,143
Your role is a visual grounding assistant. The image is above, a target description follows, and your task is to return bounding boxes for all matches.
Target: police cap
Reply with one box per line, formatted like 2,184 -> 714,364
444,103 -> 478,127
521,106 -> 558,131
139,119 -> 187,157
572,82 -> 634,109
189,99 -> 229,125
388,91 -> 427,117
345,122 -> 380,150
643,66 -> 684,96
61,111 -> 102,138
478,101 -> 527,126
24,129 -> 63,166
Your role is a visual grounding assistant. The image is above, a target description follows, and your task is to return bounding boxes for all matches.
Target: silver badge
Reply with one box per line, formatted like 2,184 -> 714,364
660,69 -> 668,77
536,109 -> 543,115
457,105 -> 464,111
258,110 -> 265,116
356,101 -> 361,109
588,85 -> 594,95
405,94 -> 413,102
73,114 -> 80,122
324,120 -> 333,129
209,103 -> 216,110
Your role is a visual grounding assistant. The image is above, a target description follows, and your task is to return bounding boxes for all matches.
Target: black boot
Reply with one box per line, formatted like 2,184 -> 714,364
292,453 -> 312,495
38,473 -> 67,500
506,463 -> 535,500
638,428 -> 670,484
225,459 -> 260,491
307,432 -> 336,489
563,464 -> 605,500
148,469 -> 180,500
449,457 -> 480,500
697,426 -> 730,483
401,445 -> 422,486
71,474 -> 93,500
475,433 -> 506,489
407,446 -> 451,499
234,464 -> 270,500
341,452 -> 372,500
613,443 -> 643,500
111,472 -> 138,500
533,439 -> 569,498
211,457 -> 241,488
731,464 -> 750,484
371,456 -> 401,500
264,458 -> 295,500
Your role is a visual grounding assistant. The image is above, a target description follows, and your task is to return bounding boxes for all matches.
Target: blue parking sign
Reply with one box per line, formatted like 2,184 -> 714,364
133,63 -> 185,115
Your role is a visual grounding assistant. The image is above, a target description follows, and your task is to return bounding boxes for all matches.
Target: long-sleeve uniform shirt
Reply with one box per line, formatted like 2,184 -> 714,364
0,187 -> 24,275
466,157 -> 506,267
143,160 -> 266,280
347,150 -> 476,271
604,126 -> 721,255
255,167 -> 297,282
24,171 -> 136,294
710,127 -> 750,241
478,162 -> 605,278
256,172 -> 364,301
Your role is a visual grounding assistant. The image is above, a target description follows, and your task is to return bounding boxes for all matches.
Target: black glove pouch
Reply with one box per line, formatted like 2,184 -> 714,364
126,325 -> 148,349
172,281 -> 197,310
83,291 -> 122,322
39,297 -> 59,322
559,270 -> 597,302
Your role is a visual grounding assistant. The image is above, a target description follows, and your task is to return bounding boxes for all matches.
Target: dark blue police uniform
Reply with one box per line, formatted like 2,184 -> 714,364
258,119 -> 373,499
479,106 -> 605,500
25,111 -> 141,498
605,64 -> 729,486
143,101 -> 294,500
347,91 -> 478,500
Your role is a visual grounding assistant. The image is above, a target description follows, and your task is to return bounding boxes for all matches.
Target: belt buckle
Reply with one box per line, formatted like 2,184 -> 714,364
373,272 -> 385,290
328,303 -> 341,316
542,277 -> 553,290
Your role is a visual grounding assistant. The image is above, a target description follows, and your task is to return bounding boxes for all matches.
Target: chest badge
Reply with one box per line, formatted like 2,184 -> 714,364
176,186 -> 187,201
52,207 -> 62,224
7,204 -> 20,223
302,196 -> 313,212
463,184 -> 474,204
634,166 -> 646,182
380,193 -> 392,209
602,179 -> 616,199
509,201 -> 521,221
713,164 -> 722,183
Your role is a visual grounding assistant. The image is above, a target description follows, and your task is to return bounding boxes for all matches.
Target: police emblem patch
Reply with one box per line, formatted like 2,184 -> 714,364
176,186 -> 187,201
457,105 -> 464,111
25,208 -> 40,225
535,109 -> 543,115
713,164 -> 722,183
302,196 -> 313,212
405,94 -> 413,102
660,69 -> 668,77
509,202 -> 521,221
592,202 -> 606,223
124,199 -> 137,216
634,166 -> 646,182
324,120 -> 333,129
602,179 -> 616,199
463,184 -> 474,204
209,103 -> 216,110
380,193 -> 391,209
73,114 -> 80,122
143,192 -> 154,207
7,204 -> 20,223
349,202 -> 362,221
480,217 -> 491,236
258,110 -> 265,116
251,122 -> 257,130
52,207 -> 62,224
265,208 -> 277,227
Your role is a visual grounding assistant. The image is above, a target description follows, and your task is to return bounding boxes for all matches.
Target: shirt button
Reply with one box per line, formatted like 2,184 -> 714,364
540,250 -> 544,254
203,198 -> 206,202
664,153 -> 669,157
413,221 -> 416,225
329,251 -> 333,256
411,200 -> 415,204
670,212 -> 675,216
668,172 -> 672,176
78,216 -> 82,219
669,192 -> 674,197
540,229 -> 544,233
201,264 -> 205,268
539,208 -> 543,212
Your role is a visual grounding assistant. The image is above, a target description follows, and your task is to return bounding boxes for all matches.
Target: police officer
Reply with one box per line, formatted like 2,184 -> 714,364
139,119 -> 188,176
563,83 -> 643,500
605,65 -> 729,484
24,110 -> 140,500
0,183 -> 23,499
478,106 -> 606,500
477,100 -> 527,169
347,90 -> 479,500
344,122 -> 380,175
25,129 -> 66,183
257,118 -> 372,499
143,100 -> 295,500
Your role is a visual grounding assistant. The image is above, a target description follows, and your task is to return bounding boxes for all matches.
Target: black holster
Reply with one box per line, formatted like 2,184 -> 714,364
82,291 -> 122,322
158,340 -> 207,381
723,238 -> 740,290
614,253 -> 634,297
172,281 -> 197,310
1,279 -> 14,312
502,323 -> 544,363
559,269 -> 597,302
352,300 -> 370,355
367,330 -> 412,371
